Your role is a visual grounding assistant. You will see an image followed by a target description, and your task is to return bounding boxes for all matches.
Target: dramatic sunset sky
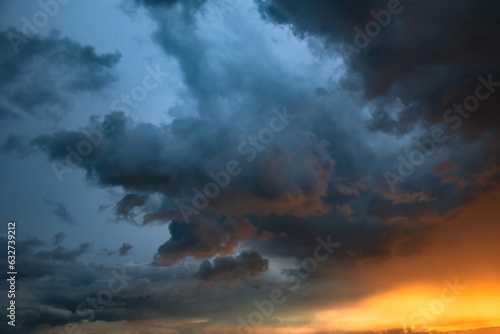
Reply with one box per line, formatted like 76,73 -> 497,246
0,0 -> 499,333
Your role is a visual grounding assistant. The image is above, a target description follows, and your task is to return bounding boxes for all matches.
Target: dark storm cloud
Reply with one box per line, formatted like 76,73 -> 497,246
0,28 -> 121,121
3,1 -> 499,332
140,1 -> 488,223
26,0 -> 354,257
17,6 -> 500,332
0,234 -> 272,332
19,305 -> 80,332
115,194 -> 150,223
27,0 -> 496,273
0,234 -> 89,280
24,0 -> 498,275
251,0 -> 500,237
33,111 -> 334,225
256,0 -> 500,137
33,112 -> 234,197
248,210 -> 433,271
44,199 -> 78,225
154,216 -> 257,265
194,250 -> 269,281
15,236 -> 46,256
119,242 -> 134,256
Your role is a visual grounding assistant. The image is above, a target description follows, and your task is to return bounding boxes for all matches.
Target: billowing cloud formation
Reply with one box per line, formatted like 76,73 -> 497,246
25,0 -> 499,274
33,111 -> 335,224
256,0 -> 500,138
2,0 -> 500,333
16,0 -> 499,269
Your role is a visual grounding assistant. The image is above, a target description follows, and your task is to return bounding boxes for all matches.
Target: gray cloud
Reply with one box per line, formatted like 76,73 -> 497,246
0,28 -> 121,121
53,232 -> 67,246
119,242 -> 134,256
44,199 -> 78,225
35,242 -> 92,262
154,216 -> 257,266
2,134 -> 34,156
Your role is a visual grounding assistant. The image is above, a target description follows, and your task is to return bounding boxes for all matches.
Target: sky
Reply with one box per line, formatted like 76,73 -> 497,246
0,0 -> 499,333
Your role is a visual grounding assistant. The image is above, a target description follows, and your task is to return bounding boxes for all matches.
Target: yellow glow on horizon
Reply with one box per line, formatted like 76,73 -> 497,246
312,281 -> 500,332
